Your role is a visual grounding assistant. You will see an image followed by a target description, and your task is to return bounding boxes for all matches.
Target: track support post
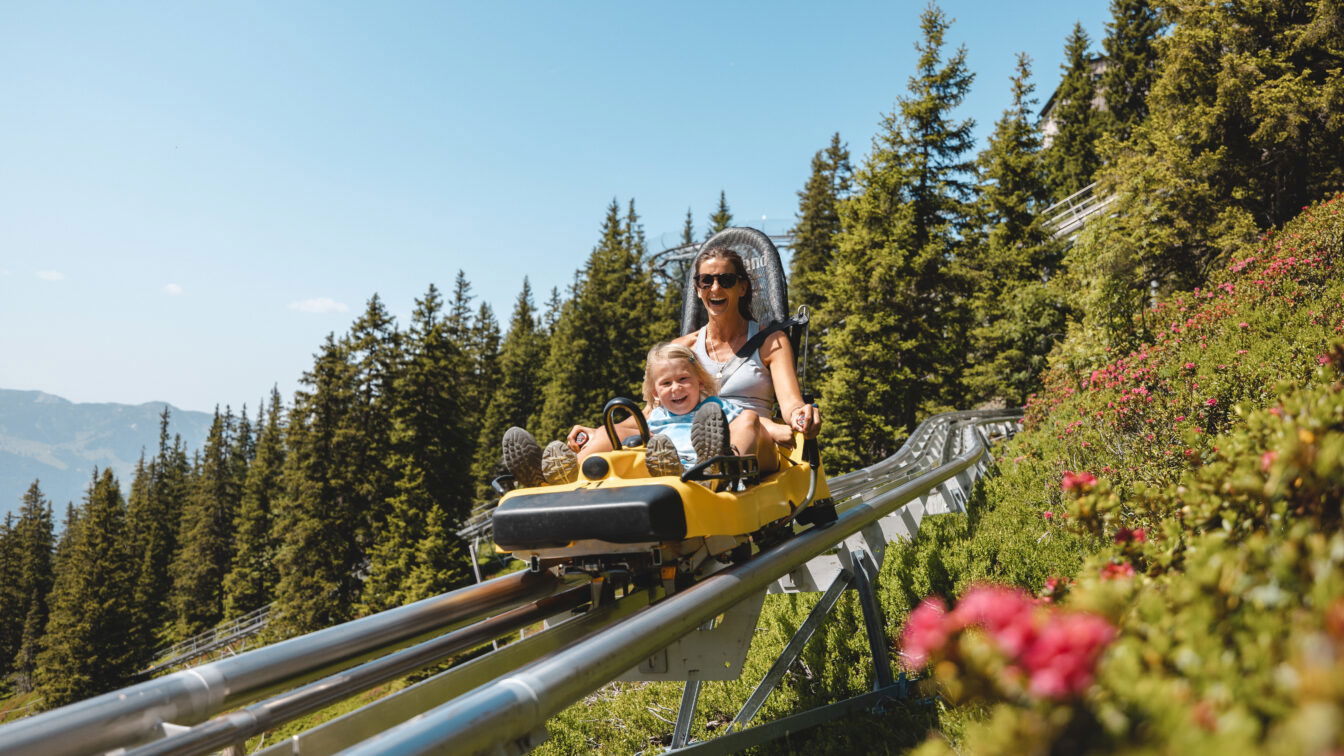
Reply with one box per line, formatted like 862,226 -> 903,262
850,549 -> 895,691
671,677 -> 703,749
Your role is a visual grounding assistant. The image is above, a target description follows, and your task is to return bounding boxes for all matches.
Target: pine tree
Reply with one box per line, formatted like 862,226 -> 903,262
128,410 -> 190,640
13,599 -> 45,694
964,54 -> 1068,405
790,133 -> 853,317
270,335 -> 364,637
0,513 -> 18,686
1043,22 -> 1102,200
818,3 -> 976,472
361,285 -> 473,613
473,279 -> 548,497
542,286 -> 564,336
222,388 -> 286,618
1098,0 -> 1164,143
3,482 -> 55,688
1071,0 -> 1344,348
168,408 -> 240,640
471,301 -> 502,431
707,191 -> 733,237
346,295 -> 403,549
537,199 -> 663,441
652,207 -> 695,338
36,468 -> 137,707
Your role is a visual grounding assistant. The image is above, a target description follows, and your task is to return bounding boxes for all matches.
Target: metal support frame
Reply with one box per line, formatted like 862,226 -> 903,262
667,552 -> 907,753
668,683 -> 908,755
670,677 -> 703,749
727,569 -> 852,733
849,549 -> 895,691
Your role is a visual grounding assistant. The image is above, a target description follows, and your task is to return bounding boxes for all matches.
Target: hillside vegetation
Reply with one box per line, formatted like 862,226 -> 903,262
4,3 -> 1343,752
534,195 -> 1344,753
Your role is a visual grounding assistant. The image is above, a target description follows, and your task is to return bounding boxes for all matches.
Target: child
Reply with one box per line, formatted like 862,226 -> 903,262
641,342 -> 755,477
501,342 -> 768,486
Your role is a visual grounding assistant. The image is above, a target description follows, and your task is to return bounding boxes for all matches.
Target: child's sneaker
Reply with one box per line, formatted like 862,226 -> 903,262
502,427 -> 544,487
644,434 -> 683,478
691,402 -> 731,466
542,440 -> 579,484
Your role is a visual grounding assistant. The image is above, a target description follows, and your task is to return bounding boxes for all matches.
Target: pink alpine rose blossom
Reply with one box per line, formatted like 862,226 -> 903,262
900,597 -> 951,669
1061,471 -> 1097,493
1101,561 -> 1135,580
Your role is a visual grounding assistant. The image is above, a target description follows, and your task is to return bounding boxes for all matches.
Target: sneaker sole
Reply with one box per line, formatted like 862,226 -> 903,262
542,441 -> 579,484
644,434 -> 683,478
690,403 -> 730,466
502,427 -> 544,487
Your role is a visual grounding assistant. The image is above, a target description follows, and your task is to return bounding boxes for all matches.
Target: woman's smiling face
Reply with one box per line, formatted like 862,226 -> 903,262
650,359 -> 702,414
696,257 -> 748,319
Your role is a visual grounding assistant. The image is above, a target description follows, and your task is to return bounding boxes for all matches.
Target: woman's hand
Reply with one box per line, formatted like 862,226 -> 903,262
789,403 -> 821,439
566,425 -> 598,452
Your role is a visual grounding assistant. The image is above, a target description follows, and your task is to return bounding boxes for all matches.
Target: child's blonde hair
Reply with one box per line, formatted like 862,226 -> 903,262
642,342 -> 719,408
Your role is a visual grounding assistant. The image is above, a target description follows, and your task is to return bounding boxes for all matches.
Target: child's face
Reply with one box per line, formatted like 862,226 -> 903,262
650,359 -> 702,415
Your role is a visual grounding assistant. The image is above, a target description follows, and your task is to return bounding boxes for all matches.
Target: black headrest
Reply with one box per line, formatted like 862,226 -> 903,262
679,227 -> 790,336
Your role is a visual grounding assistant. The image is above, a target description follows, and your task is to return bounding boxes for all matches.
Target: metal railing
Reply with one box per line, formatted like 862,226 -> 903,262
0,570 -> 570,756
141,604 -> 273,676
337,412 -> 1016,755
0,408 -> 1020,756
1042,181 -> 1118,240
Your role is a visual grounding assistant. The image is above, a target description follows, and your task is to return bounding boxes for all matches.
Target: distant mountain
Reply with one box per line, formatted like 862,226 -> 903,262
0,389 -> 213,519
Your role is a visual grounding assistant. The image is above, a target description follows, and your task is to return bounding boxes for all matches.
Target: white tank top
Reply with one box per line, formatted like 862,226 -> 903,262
692,322 -> 775,417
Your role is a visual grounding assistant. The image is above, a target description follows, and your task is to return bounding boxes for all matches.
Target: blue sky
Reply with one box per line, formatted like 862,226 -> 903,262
1,1 -> 1110,414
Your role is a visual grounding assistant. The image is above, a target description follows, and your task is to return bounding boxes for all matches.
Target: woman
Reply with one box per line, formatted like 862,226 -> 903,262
565,245 -> 821,462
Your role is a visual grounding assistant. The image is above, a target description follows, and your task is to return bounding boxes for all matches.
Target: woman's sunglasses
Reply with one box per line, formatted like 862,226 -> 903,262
694,272 -> 742,289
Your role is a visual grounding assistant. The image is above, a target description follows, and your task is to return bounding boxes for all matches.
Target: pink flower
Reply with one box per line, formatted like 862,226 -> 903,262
1238,322 -> 1250,328
1260,450 -> 1277,472
1183,362 -> 1197,370
1101,561 -> 1135,580
1021,612 -> 1116,700
1061,471 -> 1097,493
952,585 -> 1038,657
900,597 -> 950,669
1043,511 -> 1055,520
1114,528 -> 1147,544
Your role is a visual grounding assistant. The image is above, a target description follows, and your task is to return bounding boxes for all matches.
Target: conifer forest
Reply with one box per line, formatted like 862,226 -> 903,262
5,1 -> 1344,752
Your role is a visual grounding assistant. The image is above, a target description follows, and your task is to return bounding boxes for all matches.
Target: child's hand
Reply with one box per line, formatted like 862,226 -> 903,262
567,425 -> 596,452
766,420 -> 796,447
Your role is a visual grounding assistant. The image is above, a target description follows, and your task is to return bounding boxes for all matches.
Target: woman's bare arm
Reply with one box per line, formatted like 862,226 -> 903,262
760,331 -> 821,438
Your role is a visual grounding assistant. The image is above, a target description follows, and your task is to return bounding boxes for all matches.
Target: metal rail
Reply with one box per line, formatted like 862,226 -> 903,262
337,411 -> 1016,755
0,409 -> 1018,756
125,586 -> 593,756
141,604 -> 273,676
0,570 -> 570,756
1041,181 -> 1117,240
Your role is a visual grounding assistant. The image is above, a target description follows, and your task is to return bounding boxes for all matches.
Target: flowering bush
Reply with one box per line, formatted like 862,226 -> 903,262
901,585 -> 1115,702
897,194 -> 1344,755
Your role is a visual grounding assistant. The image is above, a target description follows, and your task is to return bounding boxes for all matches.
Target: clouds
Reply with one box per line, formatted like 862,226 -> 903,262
36,270 -> 65,281
288,297 -> 349,314
163,283 -> 184,296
